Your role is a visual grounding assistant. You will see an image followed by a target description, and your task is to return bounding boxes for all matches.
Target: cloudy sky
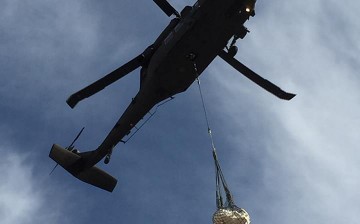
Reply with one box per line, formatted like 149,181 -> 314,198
1,0 -> 359,223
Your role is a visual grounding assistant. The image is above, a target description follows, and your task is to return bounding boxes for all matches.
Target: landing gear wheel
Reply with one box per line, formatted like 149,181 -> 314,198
104,154 -> 111,164
228,46 -> 238,58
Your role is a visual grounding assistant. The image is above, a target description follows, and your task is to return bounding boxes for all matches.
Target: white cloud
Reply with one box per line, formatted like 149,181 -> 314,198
0,153 -> 40,224
1,0 -> 359,223
206,0 -> 360,223
1,0 -> 99,55
0,148 -> 70,224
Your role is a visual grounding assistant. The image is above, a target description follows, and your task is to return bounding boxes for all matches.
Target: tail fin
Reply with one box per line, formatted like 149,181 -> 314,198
49,144 -> 117,192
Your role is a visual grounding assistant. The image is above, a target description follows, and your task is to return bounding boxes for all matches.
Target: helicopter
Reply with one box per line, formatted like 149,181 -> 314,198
49,0 -> 295,192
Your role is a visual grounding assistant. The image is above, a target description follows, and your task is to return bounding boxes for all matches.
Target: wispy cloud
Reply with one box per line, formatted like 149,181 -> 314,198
206,0 -> 360,223
0,147 -> 71,224
1,0 -> 359,223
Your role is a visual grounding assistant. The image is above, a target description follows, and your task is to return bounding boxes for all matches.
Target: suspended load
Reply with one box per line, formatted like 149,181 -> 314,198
213,207 -> 250,224
211,150 -> 250,224
195,76 -> 250,224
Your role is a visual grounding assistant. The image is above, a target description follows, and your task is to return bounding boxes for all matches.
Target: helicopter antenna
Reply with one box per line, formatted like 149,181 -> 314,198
49,127 -> 85,175
123,97 -> 175,143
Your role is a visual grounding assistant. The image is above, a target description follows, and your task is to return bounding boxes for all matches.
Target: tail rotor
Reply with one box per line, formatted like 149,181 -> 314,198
49,127 -> 85,175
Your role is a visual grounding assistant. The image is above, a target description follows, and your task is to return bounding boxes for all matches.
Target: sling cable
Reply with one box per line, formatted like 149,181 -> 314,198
194,62 -> 250,224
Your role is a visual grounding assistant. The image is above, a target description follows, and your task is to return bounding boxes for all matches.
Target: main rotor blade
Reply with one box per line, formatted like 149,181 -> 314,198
153,0 -> 180,17
66,54 -> 144,108
218,50 -> 296,100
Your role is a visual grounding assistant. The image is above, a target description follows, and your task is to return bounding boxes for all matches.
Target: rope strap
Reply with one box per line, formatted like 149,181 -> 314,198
194,62 -> 234,208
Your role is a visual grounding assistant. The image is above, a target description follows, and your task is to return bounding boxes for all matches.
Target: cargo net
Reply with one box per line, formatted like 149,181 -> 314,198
212,149 -> 250,224
213,207 -> 250,224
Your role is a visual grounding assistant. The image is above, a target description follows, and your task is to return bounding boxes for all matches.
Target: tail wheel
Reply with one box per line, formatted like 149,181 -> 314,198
104,154 -> 111,164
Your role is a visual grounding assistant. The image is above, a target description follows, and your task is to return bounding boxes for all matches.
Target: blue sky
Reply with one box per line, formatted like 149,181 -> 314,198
1,0 -> 360,223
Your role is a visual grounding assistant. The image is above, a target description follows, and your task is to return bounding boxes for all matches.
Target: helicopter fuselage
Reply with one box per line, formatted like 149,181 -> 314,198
85,0 -> 256,167
50,0 -> 295,192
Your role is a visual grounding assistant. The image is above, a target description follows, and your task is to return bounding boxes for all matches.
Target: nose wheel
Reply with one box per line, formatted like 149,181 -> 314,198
228,45 -> 238,58
226,26 -> 249,58
226,35 -> 240,58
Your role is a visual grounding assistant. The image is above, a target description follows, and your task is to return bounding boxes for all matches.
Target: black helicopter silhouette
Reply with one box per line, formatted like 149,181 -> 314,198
49,0 -> 295,192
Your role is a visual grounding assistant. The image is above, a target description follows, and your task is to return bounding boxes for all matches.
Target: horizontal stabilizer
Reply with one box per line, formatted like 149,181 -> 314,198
49,144 -> 117,192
